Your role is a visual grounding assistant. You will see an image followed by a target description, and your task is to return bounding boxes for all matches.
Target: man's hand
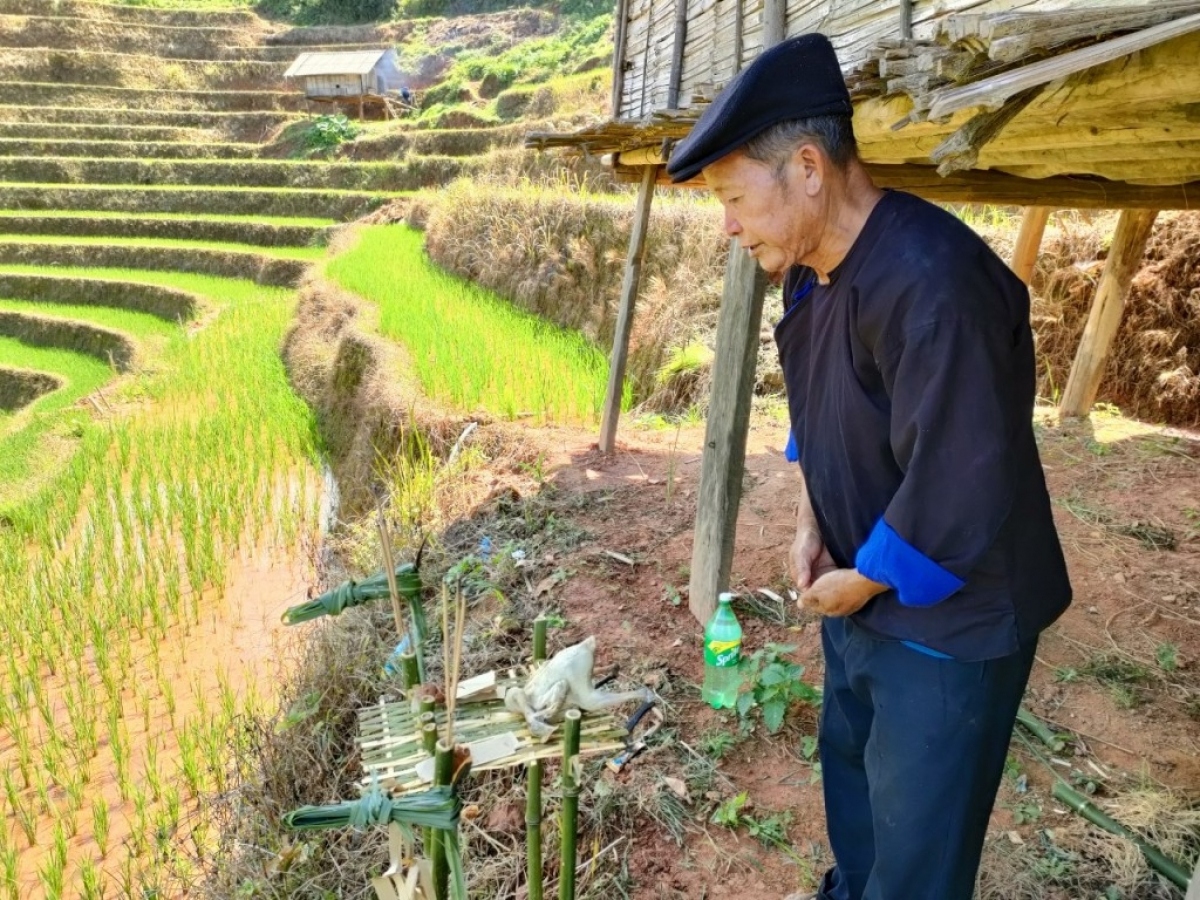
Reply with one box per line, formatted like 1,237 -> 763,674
788,527 -> 837,590
799,568 -> 887,618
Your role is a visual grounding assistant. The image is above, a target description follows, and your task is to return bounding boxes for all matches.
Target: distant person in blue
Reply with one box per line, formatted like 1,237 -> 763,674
667,34 -> 1072,900
400,85 -> 413,105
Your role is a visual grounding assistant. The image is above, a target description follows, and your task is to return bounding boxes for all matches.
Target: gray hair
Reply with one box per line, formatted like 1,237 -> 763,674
742,115 -> 858,177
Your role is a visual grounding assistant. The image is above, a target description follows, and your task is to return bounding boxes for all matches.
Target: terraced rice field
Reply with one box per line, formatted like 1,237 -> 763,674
0,3 -> 414,896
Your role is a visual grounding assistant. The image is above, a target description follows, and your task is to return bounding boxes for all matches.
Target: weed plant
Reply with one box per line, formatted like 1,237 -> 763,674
328,225 -> 627,424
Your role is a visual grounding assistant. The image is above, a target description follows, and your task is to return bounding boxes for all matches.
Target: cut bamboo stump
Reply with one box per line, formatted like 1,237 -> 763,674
599,165 -> 658,454
526,759 -> 544,900
1010,205 -> 1051,285
559,710 -> 582,900
1059,208 -> 1158,417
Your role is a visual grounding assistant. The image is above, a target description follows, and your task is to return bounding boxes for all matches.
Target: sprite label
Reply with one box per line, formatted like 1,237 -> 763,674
705,638 -> 741,668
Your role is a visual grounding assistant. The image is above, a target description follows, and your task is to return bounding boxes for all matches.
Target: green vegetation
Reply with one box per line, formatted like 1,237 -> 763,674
736,643 -> 821,734
0,338 -> 112,484
0,298 -> 181,339
0,210 -> 336,228
0,234 -> 326,261
256,0 -> 396,24
328,225 -> 627,425
302,114 -> 361,154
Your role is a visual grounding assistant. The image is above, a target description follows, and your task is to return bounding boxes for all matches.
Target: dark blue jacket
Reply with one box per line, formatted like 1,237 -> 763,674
776,191 -> 1071,661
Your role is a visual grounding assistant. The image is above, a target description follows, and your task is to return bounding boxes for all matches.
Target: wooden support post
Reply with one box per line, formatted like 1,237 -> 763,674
1009,206 -> 1052,285
598,165 -> 658,454
610,0 -> 630,118
667,0 -> 688,110
763,0 -> 786,48
1059,208 -> 1158,417
688,243 -> 767,624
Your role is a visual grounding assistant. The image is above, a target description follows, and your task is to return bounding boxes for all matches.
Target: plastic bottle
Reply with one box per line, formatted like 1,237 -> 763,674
702,592 -> 743,709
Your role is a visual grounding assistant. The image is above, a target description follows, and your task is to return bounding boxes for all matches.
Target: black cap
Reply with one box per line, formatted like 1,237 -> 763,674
666,33 -> 851,183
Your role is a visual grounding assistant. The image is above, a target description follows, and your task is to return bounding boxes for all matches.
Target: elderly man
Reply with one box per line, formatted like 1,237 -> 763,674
667,34 -> 1072,900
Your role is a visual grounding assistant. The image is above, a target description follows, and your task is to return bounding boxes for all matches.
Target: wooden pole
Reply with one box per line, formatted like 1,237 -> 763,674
763,0 -> 786,49
610,0 -> 630,118
598,165 -> 658,454
667,0 -> 688,110
688,243 -> 767,624
1059,208 -> 1158,417
1010,206 -> 1052,285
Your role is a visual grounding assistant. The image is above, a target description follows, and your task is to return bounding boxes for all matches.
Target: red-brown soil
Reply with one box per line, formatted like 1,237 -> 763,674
484,406 -> 1200,898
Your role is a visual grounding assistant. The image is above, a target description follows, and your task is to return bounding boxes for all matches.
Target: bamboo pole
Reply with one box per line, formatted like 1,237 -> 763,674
526,759 -> 544,900
1060,208 -> 1158,416
1053,780 -> 1190,890
431,741 -> 455,900
533,617 -> 548,664
599,164 -> 658,454
400,652 -> 420,692
1009,206 -> 1051,285
559,709 -> 582,900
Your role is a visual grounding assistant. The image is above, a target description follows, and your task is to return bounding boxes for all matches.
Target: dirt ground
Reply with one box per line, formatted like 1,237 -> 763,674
463,403 -> 1200,898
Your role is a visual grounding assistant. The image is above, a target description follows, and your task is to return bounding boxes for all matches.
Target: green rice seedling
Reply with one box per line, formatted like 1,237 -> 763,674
328,225 -> 627,425
0,824 -> 17,900
1,772 -> 21,828
11,793 -> 36,848
177,725 -> 203,799
144,737 -> 164,803
78,857 -> 106,900
38,820 -> 67,900
92,797 -> 110,858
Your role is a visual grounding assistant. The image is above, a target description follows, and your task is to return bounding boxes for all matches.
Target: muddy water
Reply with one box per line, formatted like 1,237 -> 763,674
2,516 -> 320,898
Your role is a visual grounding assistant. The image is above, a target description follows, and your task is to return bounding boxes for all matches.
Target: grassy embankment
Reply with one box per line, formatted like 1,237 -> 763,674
329,224 -> 629,424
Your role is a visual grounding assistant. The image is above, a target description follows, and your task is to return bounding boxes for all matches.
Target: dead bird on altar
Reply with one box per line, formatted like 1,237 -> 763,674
503,636 -> 654,741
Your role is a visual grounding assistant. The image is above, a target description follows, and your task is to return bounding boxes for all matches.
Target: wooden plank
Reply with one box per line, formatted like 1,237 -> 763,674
926,12 -> 1200,120
599,165 -> 659,454
1009,205 -> 1051,285
688,241 -> 767,624
1059,208 -> 1159,417
635,160 -> 1200,209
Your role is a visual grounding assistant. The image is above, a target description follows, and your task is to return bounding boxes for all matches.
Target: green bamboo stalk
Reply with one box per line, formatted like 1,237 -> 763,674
527,759 -> 544,900
400,652 -> 420,692
533,617 -> 548,663
1052,780 -> 1190,889
1016,706 -> 1066,753
431,742 -> 455,900
422,723 -> 439,866
559,709 -> 581,900
420,696 -> 437,717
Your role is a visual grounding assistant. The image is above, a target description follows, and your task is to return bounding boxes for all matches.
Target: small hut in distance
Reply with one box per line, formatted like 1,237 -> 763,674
284,49 -> 405,118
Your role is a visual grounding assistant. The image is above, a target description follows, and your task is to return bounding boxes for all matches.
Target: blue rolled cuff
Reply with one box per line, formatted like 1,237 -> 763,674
784,431 -> 799,463
855,517 -> 965,608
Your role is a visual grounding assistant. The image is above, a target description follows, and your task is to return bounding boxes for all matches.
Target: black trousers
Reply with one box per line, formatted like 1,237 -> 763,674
816,616 -> 1037,900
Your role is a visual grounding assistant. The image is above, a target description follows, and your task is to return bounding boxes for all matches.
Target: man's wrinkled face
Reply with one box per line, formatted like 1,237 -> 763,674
703,148 -> 823,276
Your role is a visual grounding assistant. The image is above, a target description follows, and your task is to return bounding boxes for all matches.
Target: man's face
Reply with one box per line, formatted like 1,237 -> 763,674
703,148 -> 824,276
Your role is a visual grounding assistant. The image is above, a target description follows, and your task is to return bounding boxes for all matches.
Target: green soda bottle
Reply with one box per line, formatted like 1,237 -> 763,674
702,592 -> 743,709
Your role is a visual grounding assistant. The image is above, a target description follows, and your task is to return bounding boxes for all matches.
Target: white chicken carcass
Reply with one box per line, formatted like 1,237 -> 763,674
504,636 -> 653,741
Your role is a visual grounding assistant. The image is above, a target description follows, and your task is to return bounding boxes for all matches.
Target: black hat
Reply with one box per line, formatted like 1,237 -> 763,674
666,33 -> 851,183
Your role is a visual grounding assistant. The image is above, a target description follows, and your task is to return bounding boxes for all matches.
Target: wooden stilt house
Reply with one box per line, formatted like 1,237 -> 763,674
526,1 -> 1200,623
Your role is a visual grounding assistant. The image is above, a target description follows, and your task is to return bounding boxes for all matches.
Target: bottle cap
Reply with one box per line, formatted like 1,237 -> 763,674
718,592 -> 734,604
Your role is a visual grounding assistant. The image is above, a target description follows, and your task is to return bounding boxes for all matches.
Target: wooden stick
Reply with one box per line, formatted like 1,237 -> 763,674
1060,208 -> 1159,416
599,164 -> 658,454
559,710 -> 582,900
375,497 -> 408,651
1009,206 -> 1052,285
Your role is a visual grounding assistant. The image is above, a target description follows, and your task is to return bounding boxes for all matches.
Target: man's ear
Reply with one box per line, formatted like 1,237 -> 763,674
792,143 -> 826,198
